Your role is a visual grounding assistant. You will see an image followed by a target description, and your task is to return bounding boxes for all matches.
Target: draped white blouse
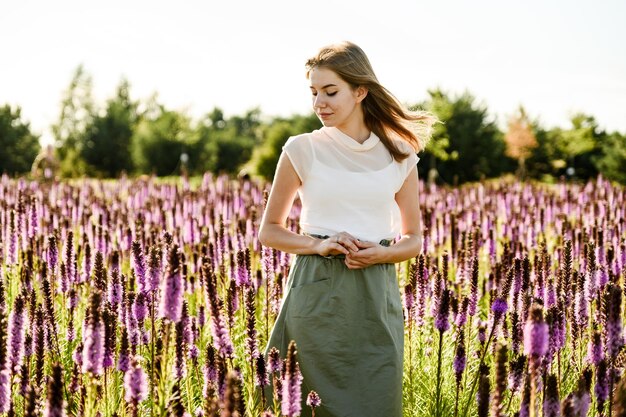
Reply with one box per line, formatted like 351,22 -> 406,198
282,126 -> 419,243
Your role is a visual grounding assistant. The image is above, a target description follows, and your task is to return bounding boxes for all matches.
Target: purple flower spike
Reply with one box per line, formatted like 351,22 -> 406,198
147,246 -> 162,294
210,314 -> 234,359
133,292 -> 148,323
132,241 -> 148,294
203,263 -> 234,358
455,297 -> 469,328
7,295 -> 27,374
118,328 -> 130,373
542,374 -> 560,417
491,298 -> 508,320
255,355 -> 269,388
595,359 -> 609,411
453,330 -> 466,385
8,210 -> 17,265
468,256 -> 479,317
435,287 -> 451,333
64,231 -> 75,284
508,355 -> 526,394
403,283 -> 415,325
267,347 -> 282,374
235,249 -> 251,287
43,364 -> 66,417
159,245 -> 183,323
47,235 -> 58,273
523,304 -> 548,357
586,330 -> 603,365
415,255 -> 427,326
306,391 -> 321,409
28,197 -> 38,239
0,369 -> 10,413
604,283 -> 624,358
108,270 -> 123,308
124,358 -> 148,404
82,292 -> 105,376
281,341 -> 303,417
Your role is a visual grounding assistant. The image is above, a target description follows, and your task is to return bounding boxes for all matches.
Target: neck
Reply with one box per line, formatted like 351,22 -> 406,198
336,112 -> 370,143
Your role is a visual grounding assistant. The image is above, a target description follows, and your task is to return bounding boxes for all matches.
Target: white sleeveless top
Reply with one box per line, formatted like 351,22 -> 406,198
282,126 -> 419,242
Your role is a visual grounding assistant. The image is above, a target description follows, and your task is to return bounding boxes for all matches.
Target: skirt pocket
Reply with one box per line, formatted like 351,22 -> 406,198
288,278 -> 332,318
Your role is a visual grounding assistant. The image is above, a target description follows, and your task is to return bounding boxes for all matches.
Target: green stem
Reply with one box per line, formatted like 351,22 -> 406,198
505,388 -> 514,416
408,322 -> 413,406
460,320 -> 497,417
462,315 -> 474,391
557,348 -> 561,391
454,382 -> 460,417
265,273 -> 270,344
609,361 -> 615,417
104,370 -> 108,417
435,329 -> 444,416
86,376 -> 97,417
186,370 -> 193,417
529,358 -> 540,417
150,296 -> 156,410
157,321 -> 171,415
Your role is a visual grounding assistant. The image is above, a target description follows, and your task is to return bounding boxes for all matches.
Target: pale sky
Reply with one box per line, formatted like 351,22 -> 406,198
2,0 -> 625,146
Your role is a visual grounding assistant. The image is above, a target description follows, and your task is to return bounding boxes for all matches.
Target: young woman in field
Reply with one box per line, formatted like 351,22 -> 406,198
258,41 -> 436,417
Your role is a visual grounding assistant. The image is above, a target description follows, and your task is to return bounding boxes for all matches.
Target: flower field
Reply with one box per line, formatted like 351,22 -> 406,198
0,173 -> 625,417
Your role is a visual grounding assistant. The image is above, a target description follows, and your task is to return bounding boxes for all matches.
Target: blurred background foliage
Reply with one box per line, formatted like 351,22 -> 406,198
2,66 -> 625,184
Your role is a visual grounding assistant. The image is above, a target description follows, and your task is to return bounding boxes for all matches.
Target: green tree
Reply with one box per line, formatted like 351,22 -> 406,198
246,113 -> 321,180
595,131 -> 626,184
556,113 -> 602,180
524,125 -> 564,181
81,79 -> 137,177
0,105 -> 41,175
419,89 -> 509,184
51,65 -> 94,177
131,99 -> 193,176
193,107 -> 263,175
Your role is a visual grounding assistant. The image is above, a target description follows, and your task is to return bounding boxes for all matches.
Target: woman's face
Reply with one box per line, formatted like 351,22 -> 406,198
309,67 -> 366,129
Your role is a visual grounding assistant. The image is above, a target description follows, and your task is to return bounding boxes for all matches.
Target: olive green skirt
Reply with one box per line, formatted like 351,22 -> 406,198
264,251 -> 404,417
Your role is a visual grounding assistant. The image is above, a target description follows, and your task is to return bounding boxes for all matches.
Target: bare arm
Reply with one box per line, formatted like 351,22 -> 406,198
344,165 -> 423,268
258,152 -> 355,256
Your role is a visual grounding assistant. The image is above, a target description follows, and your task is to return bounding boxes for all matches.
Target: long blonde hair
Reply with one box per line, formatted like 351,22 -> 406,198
306,41 -> 437,160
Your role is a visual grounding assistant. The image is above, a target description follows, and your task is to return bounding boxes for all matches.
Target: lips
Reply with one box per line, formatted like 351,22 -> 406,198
319,113 -> 332,118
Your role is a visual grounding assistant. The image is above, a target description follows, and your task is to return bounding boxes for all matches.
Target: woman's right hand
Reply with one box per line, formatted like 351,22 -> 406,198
316,232 -> 361,257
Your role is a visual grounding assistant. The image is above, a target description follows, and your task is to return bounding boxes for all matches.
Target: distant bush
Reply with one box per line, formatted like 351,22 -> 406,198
246,113 -> 321,180
0,105 -> 41,175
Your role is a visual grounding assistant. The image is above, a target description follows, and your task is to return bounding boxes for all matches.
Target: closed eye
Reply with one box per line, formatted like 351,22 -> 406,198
311,91 -> 337,97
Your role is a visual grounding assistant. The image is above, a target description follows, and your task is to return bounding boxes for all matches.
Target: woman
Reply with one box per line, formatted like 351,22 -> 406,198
259,41 -> 436,417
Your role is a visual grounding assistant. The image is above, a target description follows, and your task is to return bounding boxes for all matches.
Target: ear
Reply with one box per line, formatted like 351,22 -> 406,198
355,86 -> 368,103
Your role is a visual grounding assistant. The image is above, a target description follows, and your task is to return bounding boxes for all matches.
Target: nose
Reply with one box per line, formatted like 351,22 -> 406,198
313,94 -> 326,109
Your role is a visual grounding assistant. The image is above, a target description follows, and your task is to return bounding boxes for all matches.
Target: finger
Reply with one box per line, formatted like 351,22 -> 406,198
327,237 -> 348,252
345,256 -> 366,268
343,235 -> 362,251
334,243 -> 350,255
345,259 -> 363,269
339,231 -> 359,242
336,235 -> 360,252
347,261 -> 366,269
350,247 -> 374,259
355,240 -> 376,249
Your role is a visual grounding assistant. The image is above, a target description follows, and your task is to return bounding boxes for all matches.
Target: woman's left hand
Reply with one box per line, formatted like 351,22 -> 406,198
344,240 -> 388,269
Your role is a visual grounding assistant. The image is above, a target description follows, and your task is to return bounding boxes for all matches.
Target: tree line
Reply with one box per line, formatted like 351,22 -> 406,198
2,66 -> 625,184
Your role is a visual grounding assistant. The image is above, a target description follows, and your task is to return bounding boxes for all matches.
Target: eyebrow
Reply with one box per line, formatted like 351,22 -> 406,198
309,84 -> 337,90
